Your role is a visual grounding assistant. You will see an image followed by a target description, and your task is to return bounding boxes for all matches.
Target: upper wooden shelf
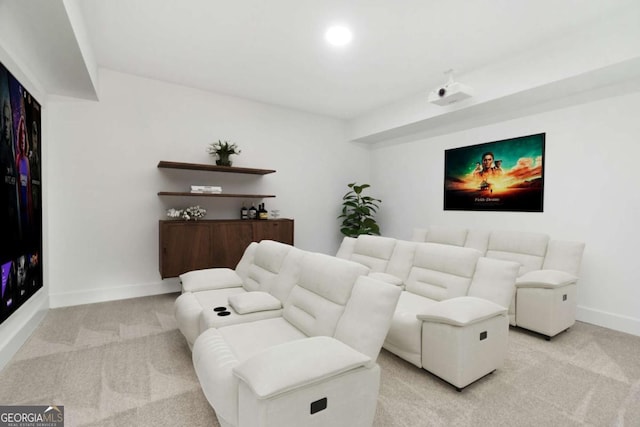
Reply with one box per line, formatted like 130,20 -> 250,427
158,161 -> 276,175
158,192 -> 276,198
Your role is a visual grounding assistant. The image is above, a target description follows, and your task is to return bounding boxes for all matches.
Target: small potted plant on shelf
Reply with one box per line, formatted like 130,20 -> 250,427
207,140 -> 241,166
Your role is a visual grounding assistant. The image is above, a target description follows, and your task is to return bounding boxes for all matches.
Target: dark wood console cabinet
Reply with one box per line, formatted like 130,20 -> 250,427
159,219 -> 294,278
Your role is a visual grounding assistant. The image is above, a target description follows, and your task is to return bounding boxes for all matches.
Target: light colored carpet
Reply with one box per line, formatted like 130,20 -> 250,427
0,293 -> 639,426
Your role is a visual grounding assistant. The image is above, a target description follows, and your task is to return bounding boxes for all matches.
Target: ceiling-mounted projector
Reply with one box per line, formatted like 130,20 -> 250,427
428,69 -> 474,106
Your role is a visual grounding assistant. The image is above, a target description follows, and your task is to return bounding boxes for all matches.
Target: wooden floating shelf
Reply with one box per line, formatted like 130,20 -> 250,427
158,161 -> 276,175
158,192 -> 276,198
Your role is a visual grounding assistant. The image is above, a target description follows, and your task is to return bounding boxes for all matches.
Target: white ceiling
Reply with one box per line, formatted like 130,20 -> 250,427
2,0 -> 638,123
76,0 -> 639,119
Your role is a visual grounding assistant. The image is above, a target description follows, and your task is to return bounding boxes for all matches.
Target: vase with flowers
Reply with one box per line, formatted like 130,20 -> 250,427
166,206 -> 207,221
207,140 -> 241,166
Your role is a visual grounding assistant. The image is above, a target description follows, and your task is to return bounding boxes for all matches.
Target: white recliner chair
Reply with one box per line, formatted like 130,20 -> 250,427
192,252 -> 402,427
175,240 -> 301,348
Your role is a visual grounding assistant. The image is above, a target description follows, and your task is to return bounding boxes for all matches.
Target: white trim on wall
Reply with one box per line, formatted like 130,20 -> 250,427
0,291 -> 48,371
49,280 -> 180,309
577,306 -> 640,338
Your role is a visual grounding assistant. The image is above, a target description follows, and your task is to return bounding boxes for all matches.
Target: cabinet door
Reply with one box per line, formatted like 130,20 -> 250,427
160,222 -> 212,278
211,222 -> 254,268
252,220 -> 294,245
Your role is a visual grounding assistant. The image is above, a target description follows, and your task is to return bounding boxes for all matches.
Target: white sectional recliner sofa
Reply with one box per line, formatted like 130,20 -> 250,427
336,235 -> 521,390
412,226 -> 586,339
175,240 -> 402,427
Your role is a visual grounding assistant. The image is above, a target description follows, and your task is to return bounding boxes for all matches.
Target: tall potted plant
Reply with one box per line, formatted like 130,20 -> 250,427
338,182 -> 382,237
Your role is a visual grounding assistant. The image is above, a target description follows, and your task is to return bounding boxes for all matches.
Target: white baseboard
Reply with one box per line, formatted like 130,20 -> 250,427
576,305 -> 640,337
49,280 -> 181,308
0,290 -> 49,372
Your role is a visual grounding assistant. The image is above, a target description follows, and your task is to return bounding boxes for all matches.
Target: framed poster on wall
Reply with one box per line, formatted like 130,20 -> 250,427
0,60 -> 42,324
444,133 -> 545,212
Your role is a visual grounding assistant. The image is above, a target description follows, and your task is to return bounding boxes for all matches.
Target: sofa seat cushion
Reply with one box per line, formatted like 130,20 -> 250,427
218,317 -> 307,361
228,291 -> 282,314
384,291 -> 437,367
175,287 -> 246,347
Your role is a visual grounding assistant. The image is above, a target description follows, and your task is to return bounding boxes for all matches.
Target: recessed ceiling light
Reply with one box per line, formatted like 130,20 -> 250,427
325,25 -> 353,47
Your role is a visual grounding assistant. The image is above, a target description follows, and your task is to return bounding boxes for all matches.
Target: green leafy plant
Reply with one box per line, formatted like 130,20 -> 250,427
207,140 -> 241,166
338,182 -> 382,237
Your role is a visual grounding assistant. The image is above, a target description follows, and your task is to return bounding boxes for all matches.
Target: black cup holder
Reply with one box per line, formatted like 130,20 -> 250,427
217,311 -> 231,317
213,306 -> 227,312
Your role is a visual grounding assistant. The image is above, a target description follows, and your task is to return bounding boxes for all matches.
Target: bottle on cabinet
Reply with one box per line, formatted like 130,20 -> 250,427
258,203 -> 268,220
249,203 -> 258,220
240,203 -> 248,220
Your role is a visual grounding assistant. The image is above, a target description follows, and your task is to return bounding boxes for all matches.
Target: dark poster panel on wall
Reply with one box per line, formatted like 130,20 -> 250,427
444,133 -> 545,212
0,60 -> 42,324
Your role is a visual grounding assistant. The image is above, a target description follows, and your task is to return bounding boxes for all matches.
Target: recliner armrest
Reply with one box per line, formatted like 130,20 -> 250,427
179,268 -> 244,292
516,269 -> 578,289
233,336 -> 371,399
228,291 -> 282,314
416,296 -> 507,326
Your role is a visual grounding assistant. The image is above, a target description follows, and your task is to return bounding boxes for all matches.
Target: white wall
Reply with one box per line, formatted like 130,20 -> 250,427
47,69 -> 368,307
370,90 -> 640,336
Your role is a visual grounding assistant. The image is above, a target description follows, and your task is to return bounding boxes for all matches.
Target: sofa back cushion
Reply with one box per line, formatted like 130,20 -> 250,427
235,242 -> 259,280
335,236 -> 357,259
412,226 -> 468,246
424,226 -> 468,247
412,226 -> 491,254
467,257 -> 520,309
349,235 -> 397,272
542,240 -> 585,276
242,240 -> 293,292
411,228 -> 428,242
464,229 -> 491,254
384,240 -> 418,282
405,243 -> 481,301
334,276 -> 402,362
267,246 -> 306,303
283,253 -> 370,337
485,231 -> 549,275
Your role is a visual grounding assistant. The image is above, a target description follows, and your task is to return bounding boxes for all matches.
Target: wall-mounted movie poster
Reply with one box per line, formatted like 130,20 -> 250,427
0,60 -> 42,325
444,133 -> 545,212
